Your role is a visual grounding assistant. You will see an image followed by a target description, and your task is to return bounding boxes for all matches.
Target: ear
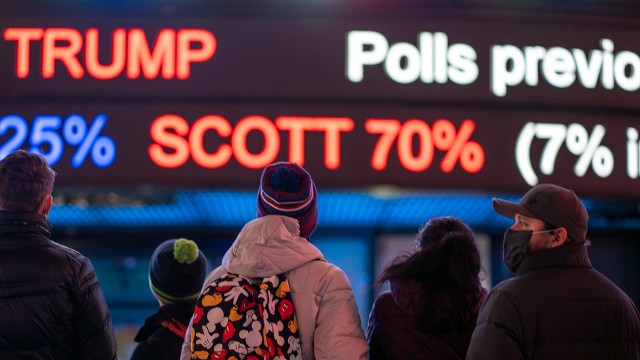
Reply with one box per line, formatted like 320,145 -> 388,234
550,227 -> 568,248
38,194 -> 53,217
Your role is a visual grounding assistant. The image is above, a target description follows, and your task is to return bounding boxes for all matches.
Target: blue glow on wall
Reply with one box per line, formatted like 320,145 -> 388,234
48,190 -> 613,232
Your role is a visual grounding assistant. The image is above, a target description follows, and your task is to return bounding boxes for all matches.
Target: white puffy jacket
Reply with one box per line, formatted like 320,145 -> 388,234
180,215 -> 369,360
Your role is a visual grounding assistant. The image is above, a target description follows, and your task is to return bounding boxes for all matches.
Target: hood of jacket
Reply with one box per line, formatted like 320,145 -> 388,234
222,215 -> 324,278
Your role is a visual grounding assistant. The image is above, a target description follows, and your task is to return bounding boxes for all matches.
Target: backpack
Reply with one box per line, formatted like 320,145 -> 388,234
190,273 -> 303,360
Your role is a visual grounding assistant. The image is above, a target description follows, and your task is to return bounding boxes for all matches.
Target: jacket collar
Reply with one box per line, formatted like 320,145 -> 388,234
517,243 -> 591,276
0,210 -> 51,238
134,302 -> 194,342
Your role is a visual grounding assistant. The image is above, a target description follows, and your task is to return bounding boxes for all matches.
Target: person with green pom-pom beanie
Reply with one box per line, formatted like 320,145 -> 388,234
131,238 -> 208,360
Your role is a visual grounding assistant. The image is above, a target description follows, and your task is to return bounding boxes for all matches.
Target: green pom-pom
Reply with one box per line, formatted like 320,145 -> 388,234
173,238 -> 199,264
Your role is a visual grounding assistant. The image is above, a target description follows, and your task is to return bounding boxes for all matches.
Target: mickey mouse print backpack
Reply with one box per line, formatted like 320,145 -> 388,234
190,273 -> 302,360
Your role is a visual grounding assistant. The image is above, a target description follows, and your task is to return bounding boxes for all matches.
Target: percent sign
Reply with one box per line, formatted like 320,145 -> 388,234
515,122 -> 614,186
62,114 -> 116,167
365,118 -> 485,173
0,114 -> 115,167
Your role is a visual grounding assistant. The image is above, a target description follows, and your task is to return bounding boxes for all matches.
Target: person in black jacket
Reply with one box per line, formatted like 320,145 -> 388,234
467,183 -> 640,360
131,238 -> 208,360
0,149 -> 117,359
367,216 -> 487,360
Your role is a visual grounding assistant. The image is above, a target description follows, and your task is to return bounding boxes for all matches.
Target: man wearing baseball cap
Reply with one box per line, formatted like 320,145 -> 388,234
467,183 -> 640,359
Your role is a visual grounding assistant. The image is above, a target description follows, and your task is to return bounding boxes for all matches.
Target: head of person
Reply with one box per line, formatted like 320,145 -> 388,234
492,183 -> 589,272
415,216 -> 476,252
0,150 -> 56,216
149,238 -> 208,306
256,162 -> 318,239
380,216 -> 483,331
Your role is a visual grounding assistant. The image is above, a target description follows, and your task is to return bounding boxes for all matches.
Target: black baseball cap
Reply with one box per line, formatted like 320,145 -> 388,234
492,183 -> 588,243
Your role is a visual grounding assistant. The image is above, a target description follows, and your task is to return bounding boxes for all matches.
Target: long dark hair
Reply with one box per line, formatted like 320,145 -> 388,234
379,216 -> 483,331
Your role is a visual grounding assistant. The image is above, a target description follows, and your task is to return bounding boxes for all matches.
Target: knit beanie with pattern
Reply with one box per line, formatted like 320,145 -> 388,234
257,162 -> 318,239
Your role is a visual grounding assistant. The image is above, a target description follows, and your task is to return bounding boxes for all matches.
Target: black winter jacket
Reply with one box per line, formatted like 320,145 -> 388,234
130,302 -> 194,360
467,244 -> 640,360
0,211 -> 117,360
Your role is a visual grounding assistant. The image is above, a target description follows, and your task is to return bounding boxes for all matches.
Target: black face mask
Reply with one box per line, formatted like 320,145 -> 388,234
502,228 -> 532,273
503,228 -> 557,273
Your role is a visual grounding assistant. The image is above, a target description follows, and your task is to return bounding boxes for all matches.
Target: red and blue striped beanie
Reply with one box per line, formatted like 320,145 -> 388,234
257,162 -> 318,239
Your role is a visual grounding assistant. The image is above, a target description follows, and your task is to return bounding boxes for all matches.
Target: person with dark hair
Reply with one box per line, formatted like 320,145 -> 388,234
367,216 -> 487,360
467,183 -> 640,359
0,150 -> 117,360
131,238 -> 208,360
180,161 -> 368,360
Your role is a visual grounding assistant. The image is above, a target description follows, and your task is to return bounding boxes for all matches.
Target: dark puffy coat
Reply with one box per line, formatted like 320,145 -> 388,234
467,244 -> 640,360
131,302 -> 194,360
367,280 -> 487,360
0,211 -> 117,360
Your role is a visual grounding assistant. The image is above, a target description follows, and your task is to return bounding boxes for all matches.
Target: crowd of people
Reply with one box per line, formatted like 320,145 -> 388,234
0,149 -> 638,360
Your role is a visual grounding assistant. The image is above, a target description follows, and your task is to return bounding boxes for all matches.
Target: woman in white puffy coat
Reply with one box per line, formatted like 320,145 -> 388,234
181,215 -> 369,360
180,162 -> 369,360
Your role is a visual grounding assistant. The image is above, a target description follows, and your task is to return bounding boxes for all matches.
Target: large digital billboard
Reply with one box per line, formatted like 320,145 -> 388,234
1,10 -> 640,197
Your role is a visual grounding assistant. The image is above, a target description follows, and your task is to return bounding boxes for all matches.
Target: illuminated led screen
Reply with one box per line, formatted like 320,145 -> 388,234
1,14 -> 639,196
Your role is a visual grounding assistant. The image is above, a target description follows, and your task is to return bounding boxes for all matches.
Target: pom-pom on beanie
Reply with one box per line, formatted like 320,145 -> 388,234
149,238 -> 208,304
257,162 -> 318,239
